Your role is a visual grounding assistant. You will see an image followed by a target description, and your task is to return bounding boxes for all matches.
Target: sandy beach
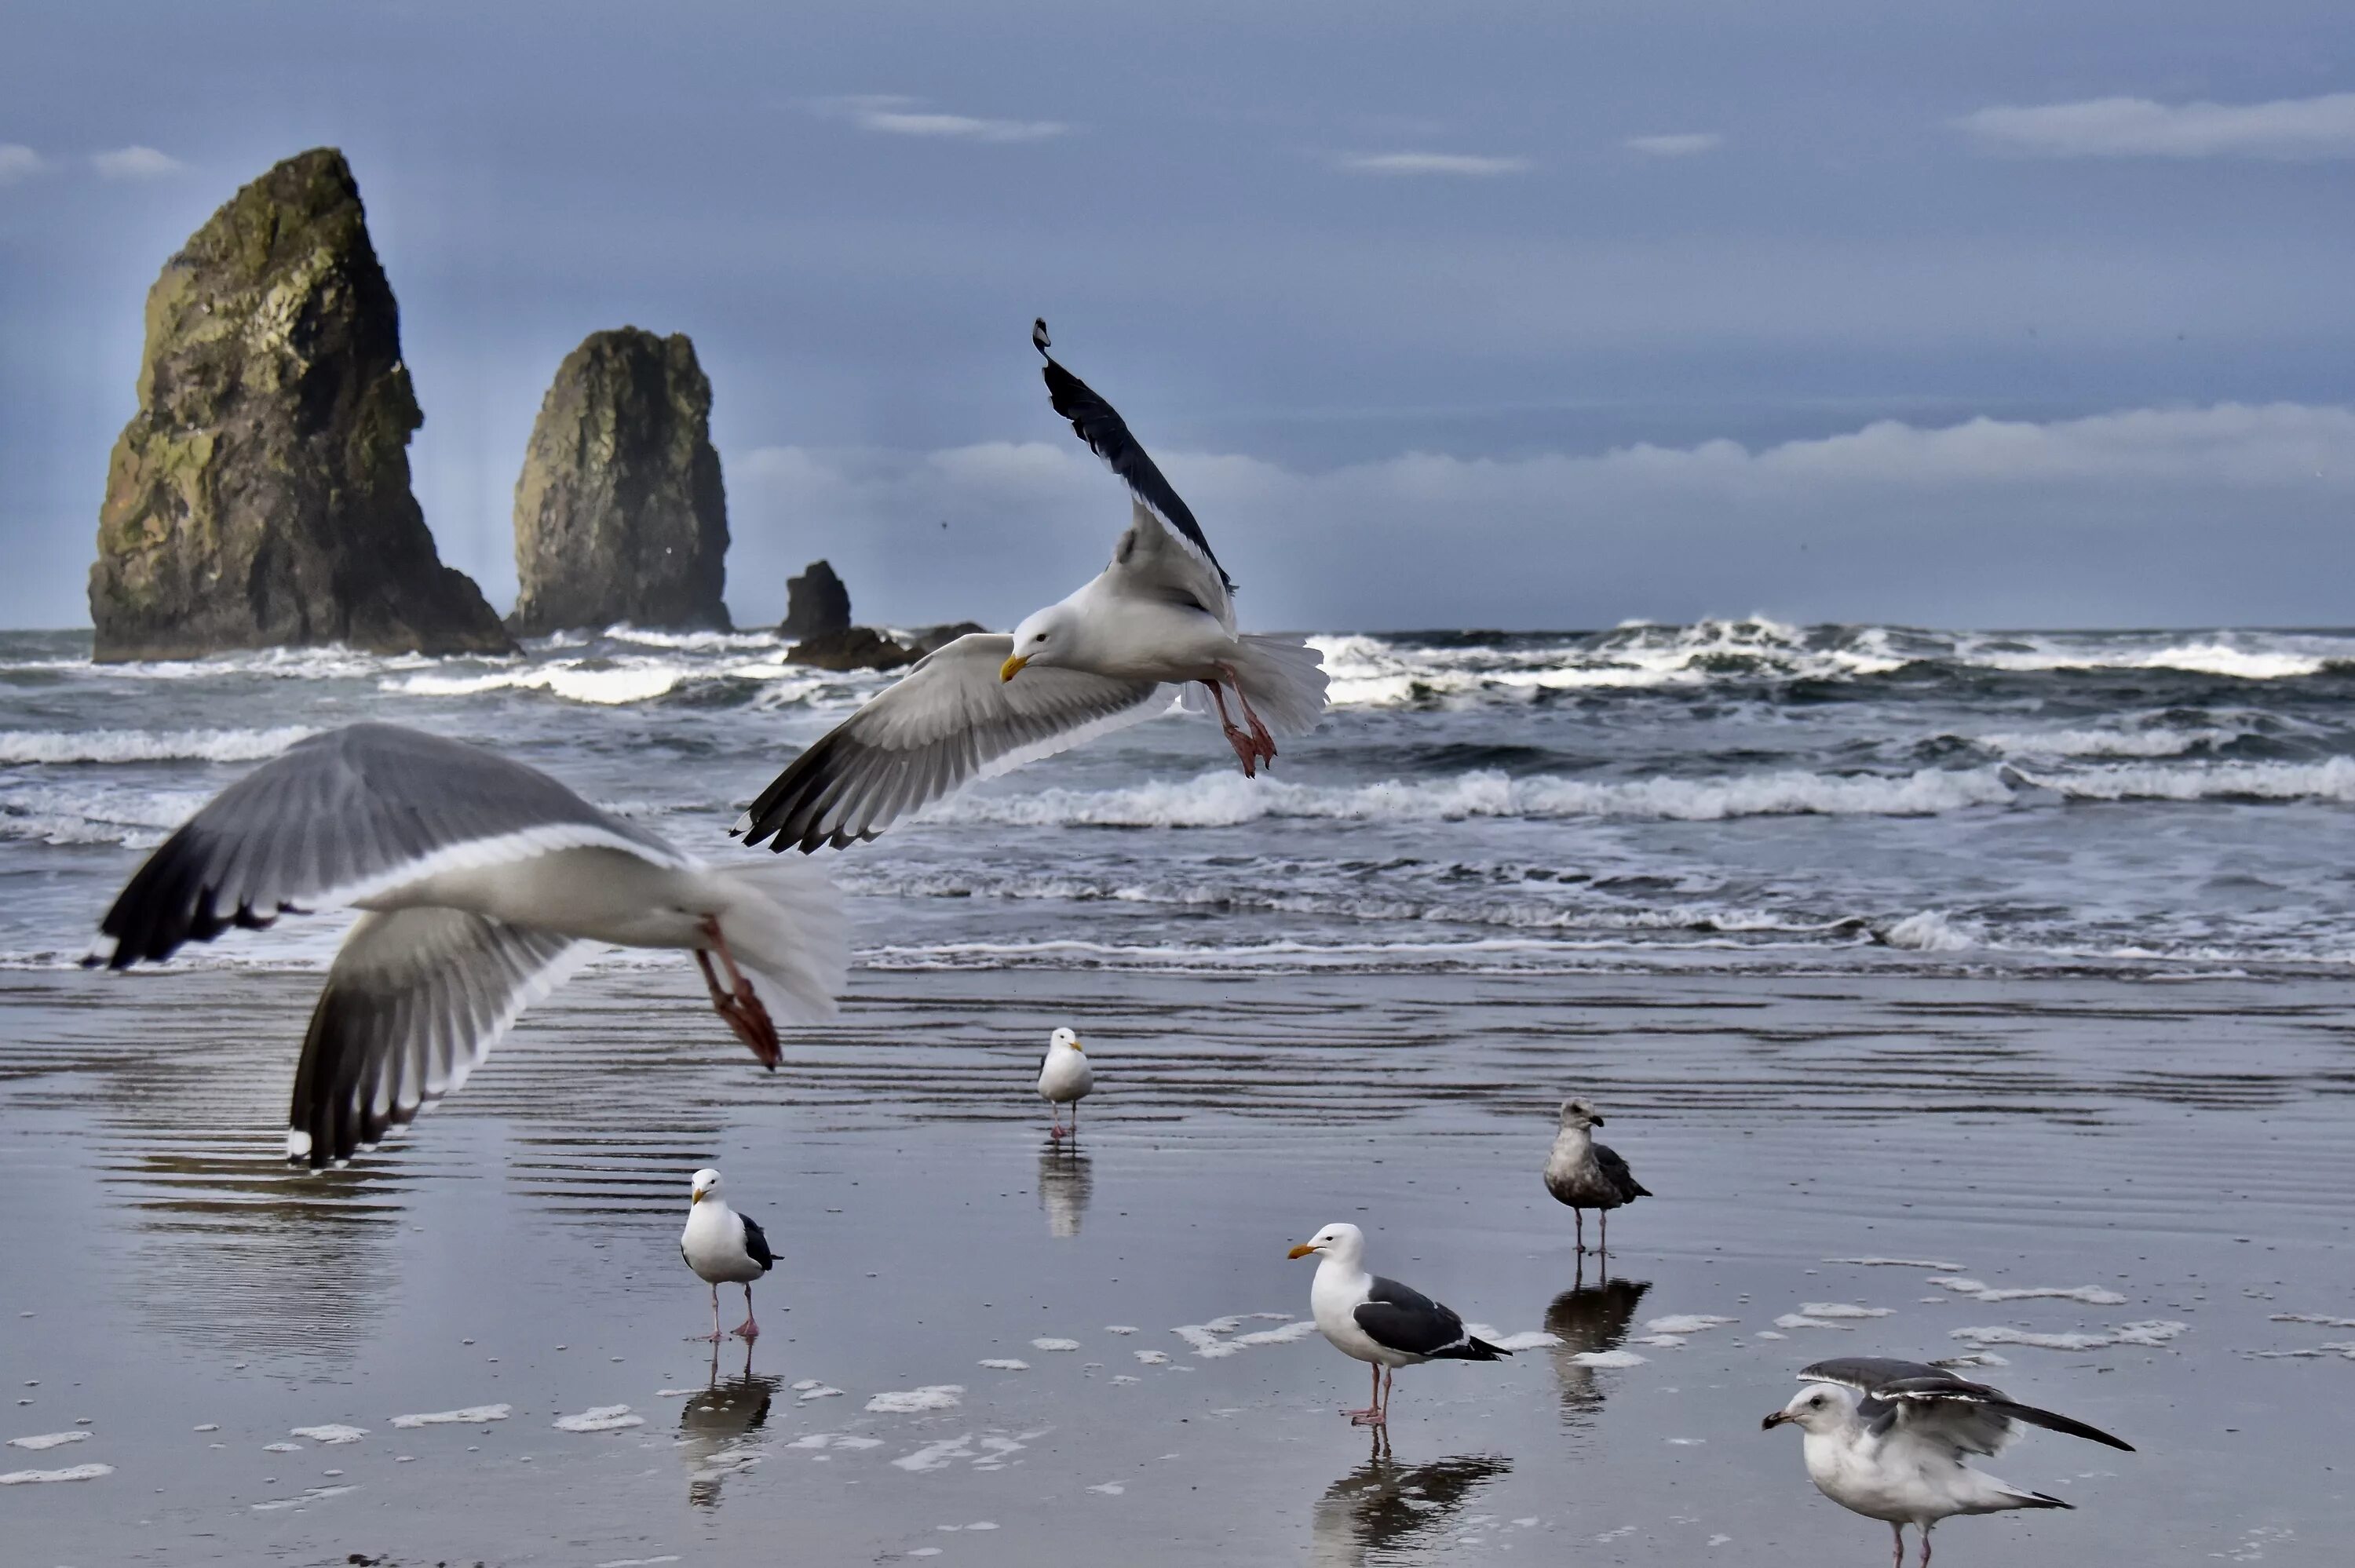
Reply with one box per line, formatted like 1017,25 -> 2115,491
5,964 -> 2347,1564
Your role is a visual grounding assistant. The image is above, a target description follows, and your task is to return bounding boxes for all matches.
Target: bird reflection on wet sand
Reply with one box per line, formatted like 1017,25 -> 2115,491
1039,1142 -> 1093,1238
678,1343 -> 779,1507
1309,1430 -> 1510,1567
1544,1264 -> 1650,1424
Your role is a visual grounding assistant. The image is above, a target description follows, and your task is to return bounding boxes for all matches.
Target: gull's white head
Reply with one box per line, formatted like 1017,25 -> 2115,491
1559,1097 -> 1605,1129
1287,1221 -> 1364,1264
690,1168 -> 725,1205
1002,604 -> 1083,682
1049,1026 -> 1083,1054
1763,1382 -> 1854,1434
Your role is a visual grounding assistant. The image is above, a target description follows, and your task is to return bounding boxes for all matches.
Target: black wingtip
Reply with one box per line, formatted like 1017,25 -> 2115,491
1032,316 -> 1051,356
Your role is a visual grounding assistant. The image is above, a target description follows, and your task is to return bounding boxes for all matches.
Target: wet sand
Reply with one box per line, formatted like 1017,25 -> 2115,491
2,965 -> 2350,1564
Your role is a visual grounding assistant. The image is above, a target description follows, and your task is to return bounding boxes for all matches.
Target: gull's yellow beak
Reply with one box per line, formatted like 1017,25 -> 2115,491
1068,1037 -> 1084,1054
1000,653 -> 1029,683
692,1190 -> 705,1205
1287,1242 -> 1318,1260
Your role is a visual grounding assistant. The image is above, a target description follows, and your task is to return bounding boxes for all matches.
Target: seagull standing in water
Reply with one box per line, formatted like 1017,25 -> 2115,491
89,724 -> 847,1167
1035,1026 -> 1094,1139
1287,1222 -> 1510,1426
733,319 -> 1329,853
681,1168 -> 777,1341
1763,1357 -> 2134,1566
1543,1098 -> 1651,1254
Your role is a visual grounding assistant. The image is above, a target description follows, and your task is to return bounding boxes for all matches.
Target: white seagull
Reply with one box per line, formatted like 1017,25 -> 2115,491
90,723 -> 848,1167
1035,1026 -> 1093,1139
1287,1222 -> 1510,1426
1542,1097 -> 1652,1254
733,319 -> 1330,853
1764,1357 -> 2134,1566
681,1168 -> 777,1340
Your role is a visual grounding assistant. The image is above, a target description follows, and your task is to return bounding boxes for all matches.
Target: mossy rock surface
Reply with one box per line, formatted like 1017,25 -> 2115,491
506,326 -> 732,635
88,146 -> 512,662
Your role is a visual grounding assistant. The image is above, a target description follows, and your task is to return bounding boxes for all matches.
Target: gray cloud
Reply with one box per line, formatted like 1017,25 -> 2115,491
1335,151 -> 1531,177
89,144 -> 184,180
0,144 -> 42,184
816,94 -> 1066,144
1955,93 -> 2355,159
1623,133 -> 1721,157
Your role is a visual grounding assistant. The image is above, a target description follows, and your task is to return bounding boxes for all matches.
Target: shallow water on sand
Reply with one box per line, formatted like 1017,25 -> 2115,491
2,967 -> 2350,1564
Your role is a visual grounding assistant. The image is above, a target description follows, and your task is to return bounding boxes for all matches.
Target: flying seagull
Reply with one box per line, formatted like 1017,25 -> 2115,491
681,1168 -> 777,1340
1035,1025 -> 1093,1140
733,319 -> 1329,854
1764,1357 -> 2134,1566
89,724 -> 847,1168
1543,1097 -> 1651,1254
1287,1222 -> 1509,1426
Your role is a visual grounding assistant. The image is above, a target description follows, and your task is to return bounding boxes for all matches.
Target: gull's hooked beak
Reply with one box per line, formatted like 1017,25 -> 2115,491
1068,1036 -> 1084,1054
692,1190 -> 706,1205
1761,1410 -> 1791,1430
1000,653 -> 1029,683
1287,1242 -> 1320,1260
1590,1114 -> 1605,1126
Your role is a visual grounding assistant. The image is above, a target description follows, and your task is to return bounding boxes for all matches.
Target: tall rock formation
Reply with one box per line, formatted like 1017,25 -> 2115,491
89,148 -> 513,663
507,328 -> 731,634
780,560 -> 851,640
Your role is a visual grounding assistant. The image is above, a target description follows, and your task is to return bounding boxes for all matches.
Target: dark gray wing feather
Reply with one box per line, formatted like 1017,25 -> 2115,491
739,1213 -> 777,1272
97,723 -> 677,966
286,907 -> 589,1168
737,634 -> 1164,852
1594,1142 -> 1652,1202
1036,332 -> 1233,594
1803,1358 -> 2135,1453
1354,1276 -> 1507,1361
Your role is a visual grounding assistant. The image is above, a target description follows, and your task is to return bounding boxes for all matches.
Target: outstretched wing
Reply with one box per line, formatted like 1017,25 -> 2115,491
735,633 -> 1167,852
1802,1358 -> 2135,1456
1035,318 -> 1235,617
96,723 -> 680,966
287,907 -> 592,1168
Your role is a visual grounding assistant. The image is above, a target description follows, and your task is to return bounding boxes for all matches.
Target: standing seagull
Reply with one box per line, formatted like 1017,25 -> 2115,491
681,1168 -> 776,1341
89,724 -> 848,1167
1035,1026 -> 1094,1140
733,319 -> 1328,853
1287,1222 -> 1510,1426
1764,1357 -> 2134,1566
1543,1098 -> 1650,1254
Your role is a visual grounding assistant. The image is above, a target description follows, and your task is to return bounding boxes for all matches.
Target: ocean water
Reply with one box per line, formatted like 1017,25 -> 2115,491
4,618 -> 2354,978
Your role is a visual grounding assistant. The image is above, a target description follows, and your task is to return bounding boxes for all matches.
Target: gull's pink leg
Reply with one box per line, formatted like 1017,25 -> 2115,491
1346,1361 -> 1382,1423
1918,1526 -> 1931,1567
1574,1209 -> 1586,1254
1218,662 -> 1279,764
732,1283 -> 760,1340
1889,1524 -> 1904,1568
688,1282 -> 724,1342
697,918 -> 780,1067
1201,680 -> 1260,778
1600,1207 -> 1609,1255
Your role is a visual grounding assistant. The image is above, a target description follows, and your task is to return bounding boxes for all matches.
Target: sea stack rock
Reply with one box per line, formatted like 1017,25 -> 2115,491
507,328 -> 731,635
780,560 -> 852,640
89,148 -> 513,663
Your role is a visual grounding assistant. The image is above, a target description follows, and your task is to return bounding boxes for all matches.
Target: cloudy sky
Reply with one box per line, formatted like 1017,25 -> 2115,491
2,2 -> 2350,632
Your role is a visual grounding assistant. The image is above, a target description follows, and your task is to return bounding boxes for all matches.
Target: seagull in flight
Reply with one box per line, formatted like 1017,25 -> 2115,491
90,724 -> 847,1167
733,319 -> 1329,854
1763,1356 -> 2134,1566
1288,1221 -> 1510,1426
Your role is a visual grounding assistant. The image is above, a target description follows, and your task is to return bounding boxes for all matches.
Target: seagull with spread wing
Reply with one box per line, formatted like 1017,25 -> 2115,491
1763,1357 -> 2134,1566
90,723 -> 847,1168
735,319 -> 1329,854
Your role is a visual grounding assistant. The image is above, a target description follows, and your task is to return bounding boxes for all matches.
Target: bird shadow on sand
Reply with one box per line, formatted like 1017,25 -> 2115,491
1544,1262 -> 1651,1428
678,1340 -> 780,1508
1038,1140 -> 1093,1238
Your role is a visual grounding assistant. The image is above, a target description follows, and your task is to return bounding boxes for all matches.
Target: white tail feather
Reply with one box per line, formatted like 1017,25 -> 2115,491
1181,633 -> 1330,736
713,857 -> 850,1023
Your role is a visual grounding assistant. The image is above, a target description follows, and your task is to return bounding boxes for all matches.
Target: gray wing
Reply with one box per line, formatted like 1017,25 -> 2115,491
1355,1276 -> 1471,1358
1595,1142 -> 1652,1202
1036,323 -> 1232,598
1802,1358 -> 2134,1455
736,633 -> 1167,852
286,906 -> 592,1168
97,723 -> 681,966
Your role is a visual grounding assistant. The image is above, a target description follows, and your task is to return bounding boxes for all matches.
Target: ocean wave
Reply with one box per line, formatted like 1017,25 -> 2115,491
382,655 -> 867,708
0,724 -> 315,766
1972,725 -> 2239,760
